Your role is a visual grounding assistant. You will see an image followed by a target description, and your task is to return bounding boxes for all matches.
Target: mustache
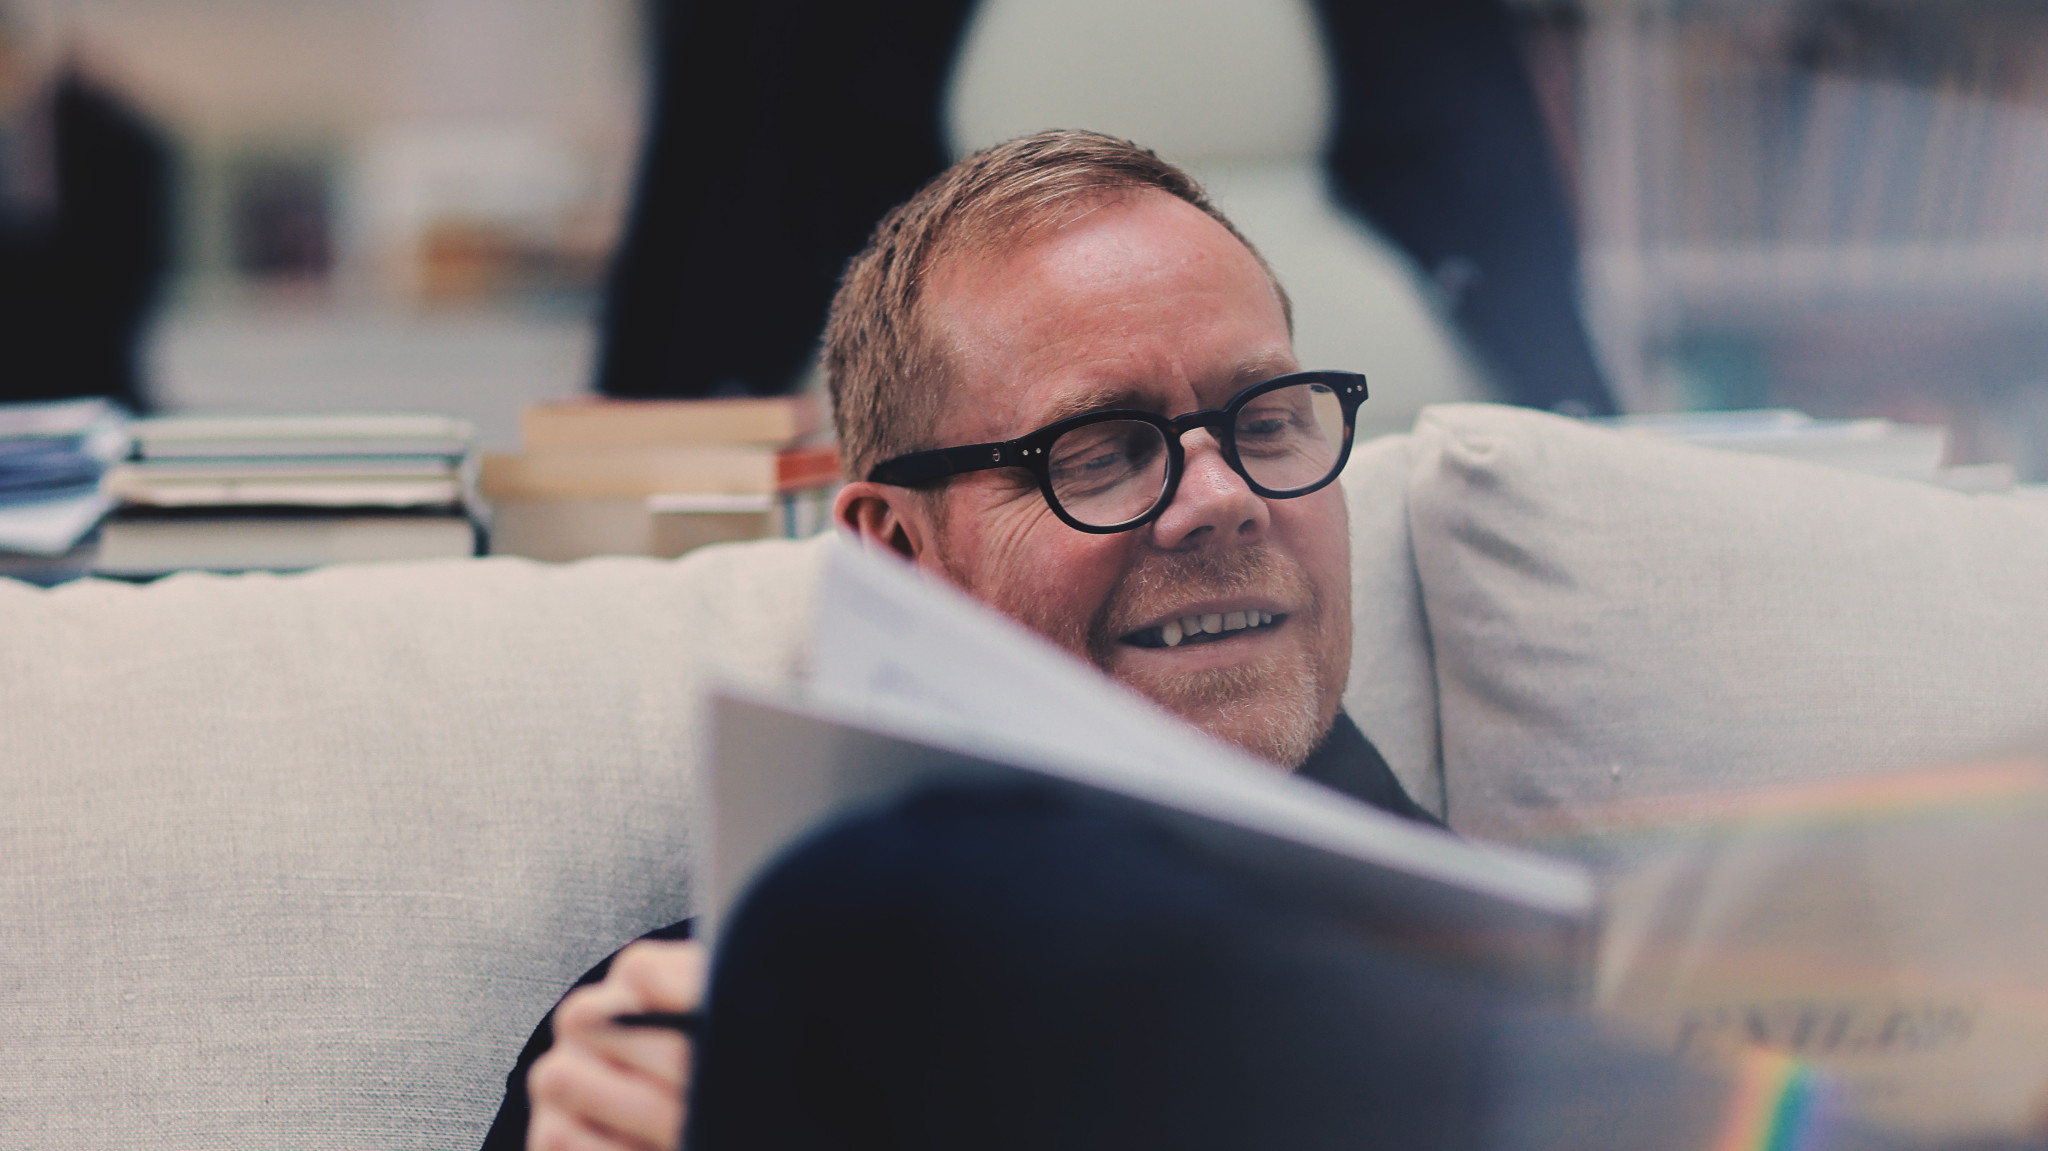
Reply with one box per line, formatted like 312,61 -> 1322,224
1090,544 -> 1317,652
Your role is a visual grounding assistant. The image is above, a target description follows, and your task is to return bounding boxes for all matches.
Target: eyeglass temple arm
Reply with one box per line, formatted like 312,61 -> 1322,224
866,440 -> 1020,487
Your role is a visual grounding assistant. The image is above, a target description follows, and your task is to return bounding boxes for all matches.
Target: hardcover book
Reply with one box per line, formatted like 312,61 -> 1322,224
520,395 -> 822,451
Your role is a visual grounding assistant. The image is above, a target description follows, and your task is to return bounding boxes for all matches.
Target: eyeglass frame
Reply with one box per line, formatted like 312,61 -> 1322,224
864,370 -> 1369,534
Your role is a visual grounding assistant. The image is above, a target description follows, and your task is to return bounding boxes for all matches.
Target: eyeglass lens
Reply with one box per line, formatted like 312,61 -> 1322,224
1044,380 -> 1347,528
1047,418 -> 1173,527
1234,379 -> 1347,492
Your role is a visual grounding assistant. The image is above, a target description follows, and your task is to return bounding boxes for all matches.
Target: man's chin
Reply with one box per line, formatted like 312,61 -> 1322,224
1115,658 -> 1330,770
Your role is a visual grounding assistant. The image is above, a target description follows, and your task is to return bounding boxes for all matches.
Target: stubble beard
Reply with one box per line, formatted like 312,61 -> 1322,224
948,539 -> 1344,769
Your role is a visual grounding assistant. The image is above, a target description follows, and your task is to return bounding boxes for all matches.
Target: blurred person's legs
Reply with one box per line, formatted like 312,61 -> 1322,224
1316,0 -> 1613,415
599,0 -> 1612,414
0,65 -> 172,411
686,778 -> 1725,1151
597,0 -> 977,399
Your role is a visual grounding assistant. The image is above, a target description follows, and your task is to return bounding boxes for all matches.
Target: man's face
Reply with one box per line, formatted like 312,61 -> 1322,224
860,190 -> 1353,767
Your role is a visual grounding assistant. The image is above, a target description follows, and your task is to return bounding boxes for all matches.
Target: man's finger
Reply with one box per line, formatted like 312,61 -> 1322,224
529,1044 -> 684,1151
527,1106 -> 640,1151
553,981 -> 692,1085
610,940 -> 709,1010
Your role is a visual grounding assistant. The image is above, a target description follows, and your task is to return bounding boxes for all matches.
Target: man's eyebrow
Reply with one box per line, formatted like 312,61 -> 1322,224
1228,353 -> 1299,387
1026,358 -> 1301,430
1034,384 -> 1146,426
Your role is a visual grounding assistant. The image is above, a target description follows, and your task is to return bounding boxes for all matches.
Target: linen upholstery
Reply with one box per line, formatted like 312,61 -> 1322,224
1339,430 -> 1442,815
0,537 -> 826,1150
1404,403 -> 2048,849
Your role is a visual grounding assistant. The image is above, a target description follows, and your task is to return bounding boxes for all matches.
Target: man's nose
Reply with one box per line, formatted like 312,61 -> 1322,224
1148,430 -> 1269,549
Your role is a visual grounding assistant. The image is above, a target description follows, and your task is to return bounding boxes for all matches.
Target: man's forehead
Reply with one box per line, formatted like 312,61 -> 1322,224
1030,351 -> 1301,422
922,193 -> 1294,428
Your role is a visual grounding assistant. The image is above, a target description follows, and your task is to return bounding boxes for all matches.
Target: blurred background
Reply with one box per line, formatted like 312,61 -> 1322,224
0,0 -> 643,449
10,0 -> 2048,474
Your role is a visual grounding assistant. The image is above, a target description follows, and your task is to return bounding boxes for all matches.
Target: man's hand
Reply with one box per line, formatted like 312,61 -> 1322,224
527,939 -> 708,1151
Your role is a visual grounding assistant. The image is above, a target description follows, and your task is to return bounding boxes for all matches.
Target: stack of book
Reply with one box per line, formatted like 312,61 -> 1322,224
0,398 -> 128,584
1592,408 -> 2007,488
94,414 -> 482,578
481,394 -> 839,561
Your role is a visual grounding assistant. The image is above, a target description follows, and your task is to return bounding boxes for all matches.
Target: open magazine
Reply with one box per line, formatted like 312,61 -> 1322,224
702,539 -> 2048,1143
1576,762 -> 2048,1142
702,538 -> 1596,998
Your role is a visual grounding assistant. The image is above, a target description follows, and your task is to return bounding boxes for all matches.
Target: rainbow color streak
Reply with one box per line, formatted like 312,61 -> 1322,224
1713,1049 -> 1827,1151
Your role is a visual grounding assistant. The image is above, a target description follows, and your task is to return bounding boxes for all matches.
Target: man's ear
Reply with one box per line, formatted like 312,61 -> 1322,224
834,481 -> 935,560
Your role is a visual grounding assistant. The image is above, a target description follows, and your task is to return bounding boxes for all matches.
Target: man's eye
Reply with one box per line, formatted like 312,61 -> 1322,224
1052,448 -> 1132,486
1049,424 -> 1159,497
1236,412 -> 1310,455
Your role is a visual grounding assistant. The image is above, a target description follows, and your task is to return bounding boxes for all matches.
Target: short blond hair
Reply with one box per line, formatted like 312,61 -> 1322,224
824,130 -> 1291,482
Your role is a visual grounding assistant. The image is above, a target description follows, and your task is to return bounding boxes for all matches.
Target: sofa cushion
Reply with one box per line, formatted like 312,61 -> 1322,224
0,536 -> 827,1150
1406,403 -> 2048,850
1340,430 -> 1442,816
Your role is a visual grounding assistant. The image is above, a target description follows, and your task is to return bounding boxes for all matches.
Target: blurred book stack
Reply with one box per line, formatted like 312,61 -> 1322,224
1593,408 -> 2014,490
0,399 -> 129,585
481,394 -> 839,561
94,414 -> 482,578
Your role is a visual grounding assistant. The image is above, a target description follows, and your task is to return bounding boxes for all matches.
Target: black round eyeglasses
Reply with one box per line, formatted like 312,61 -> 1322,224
865,370 -> 1368,534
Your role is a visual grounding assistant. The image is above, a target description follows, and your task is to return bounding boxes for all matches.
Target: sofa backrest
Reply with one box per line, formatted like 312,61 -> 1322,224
0,538 -> 826,1150
0,454 -> 1431,1149
1399,403 -> 2048,851
11,402 -> 2048,1146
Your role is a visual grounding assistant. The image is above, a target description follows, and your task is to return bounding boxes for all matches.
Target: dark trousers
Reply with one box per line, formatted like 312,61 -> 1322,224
0,76 -> 172,412
600,0 -> 1613,415
685,778 -> 1723,1151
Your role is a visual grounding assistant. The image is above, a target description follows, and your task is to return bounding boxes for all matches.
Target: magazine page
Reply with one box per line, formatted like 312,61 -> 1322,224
702,539 -> 1594,993
1581,758 -> 2048,1141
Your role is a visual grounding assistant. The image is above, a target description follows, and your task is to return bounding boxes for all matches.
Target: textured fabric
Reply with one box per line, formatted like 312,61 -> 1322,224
0,536 -> 828,1149
1339,430 -> 1444,817
1405,403 -> 2048,849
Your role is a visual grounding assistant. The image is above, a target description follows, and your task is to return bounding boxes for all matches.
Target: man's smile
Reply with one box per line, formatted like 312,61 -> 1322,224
1119,607 -> 1291,649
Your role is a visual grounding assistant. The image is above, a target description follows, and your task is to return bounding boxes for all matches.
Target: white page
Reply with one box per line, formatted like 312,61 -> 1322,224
776,537 -> 1592,919
707,685 -> 1596,995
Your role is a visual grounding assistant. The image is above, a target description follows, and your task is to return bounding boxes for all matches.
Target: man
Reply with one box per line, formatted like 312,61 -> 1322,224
495,131 -> 1926,1151
494,130 -> 1465,1151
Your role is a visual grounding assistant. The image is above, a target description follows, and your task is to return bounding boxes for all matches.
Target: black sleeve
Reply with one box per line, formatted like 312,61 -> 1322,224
478,918 -> 697,1151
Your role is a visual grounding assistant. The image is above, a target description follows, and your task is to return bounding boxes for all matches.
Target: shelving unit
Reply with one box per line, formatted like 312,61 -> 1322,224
1539,0 -> 2048,473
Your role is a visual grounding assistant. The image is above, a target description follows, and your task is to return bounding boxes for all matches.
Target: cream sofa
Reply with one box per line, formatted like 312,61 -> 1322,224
8,403 -> 2048,1149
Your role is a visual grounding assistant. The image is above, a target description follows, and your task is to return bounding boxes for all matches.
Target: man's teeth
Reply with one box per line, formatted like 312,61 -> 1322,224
1150,610 -> 1278,648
